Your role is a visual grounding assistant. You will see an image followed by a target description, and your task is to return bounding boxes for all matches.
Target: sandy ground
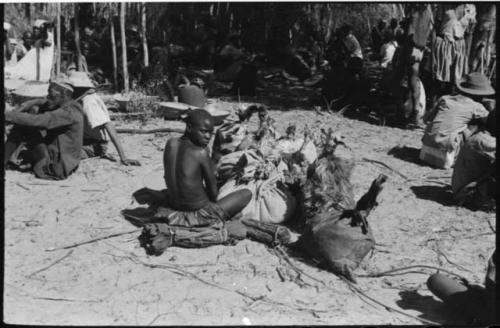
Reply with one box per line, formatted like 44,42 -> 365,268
4,87 -> 496,325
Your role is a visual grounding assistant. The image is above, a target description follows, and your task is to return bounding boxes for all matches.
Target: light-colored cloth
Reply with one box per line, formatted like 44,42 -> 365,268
432,7 -> 469,82
81,93 -> 110,141
4,31 -> 54,81
432,36 -> 467,82
380,41 -> 398,68
219,44 -> 244,60
343,34 -> 363,59
451,131 -> 495,197
422,95 -> 489,152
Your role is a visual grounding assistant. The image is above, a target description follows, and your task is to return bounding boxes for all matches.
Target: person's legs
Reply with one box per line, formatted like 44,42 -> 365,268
5,126 -> 45,166
4,126 -> 29,165
30,142 -> 51,178
409,61 -> 421,125
217,189 -> 252,219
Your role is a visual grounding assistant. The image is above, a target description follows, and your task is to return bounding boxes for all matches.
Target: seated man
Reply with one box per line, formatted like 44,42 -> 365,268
160,109 -> 252,226
4,79 -> 84,180
67,71 -> 140,166
451,109 -> 496,210
420,73 -> 493,168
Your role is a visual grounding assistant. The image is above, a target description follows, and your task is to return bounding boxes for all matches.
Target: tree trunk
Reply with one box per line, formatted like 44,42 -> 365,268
56,3 -> 61,75
110,5 -> 118,92
140,2 -> 149,68
25,3 -> 31,24
74,4 -> 82,71
120,3 -> 129,93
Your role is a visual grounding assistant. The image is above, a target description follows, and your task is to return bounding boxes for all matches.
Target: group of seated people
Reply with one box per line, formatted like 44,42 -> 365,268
5,72 -> 140,180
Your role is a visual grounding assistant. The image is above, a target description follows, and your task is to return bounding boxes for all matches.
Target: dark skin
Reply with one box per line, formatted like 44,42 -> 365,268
163,110 -> 251,218
4,84 -> 72,176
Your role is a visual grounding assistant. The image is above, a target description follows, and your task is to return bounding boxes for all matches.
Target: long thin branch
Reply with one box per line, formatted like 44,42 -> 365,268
28,250 -> 74,277
45,229 -> 141,252
361,157 -> 409,181
116,127 -> 184,134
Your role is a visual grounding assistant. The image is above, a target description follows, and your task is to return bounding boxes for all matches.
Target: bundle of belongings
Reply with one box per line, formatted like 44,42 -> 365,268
289,128 -> 387,283
214,105 -> 317,224
420,73 -> 493,169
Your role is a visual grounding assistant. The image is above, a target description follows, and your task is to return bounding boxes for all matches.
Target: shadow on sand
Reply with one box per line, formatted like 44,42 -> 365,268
410,185 -> 455,207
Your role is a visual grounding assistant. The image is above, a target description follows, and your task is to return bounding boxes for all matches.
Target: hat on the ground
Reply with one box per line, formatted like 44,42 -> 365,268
34,19 -> 48,28
456,72 -> 495,97
67,71 -> 95,88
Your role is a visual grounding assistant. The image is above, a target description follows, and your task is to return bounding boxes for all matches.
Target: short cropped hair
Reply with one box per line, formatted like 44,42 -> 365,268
185,109 -> 213,126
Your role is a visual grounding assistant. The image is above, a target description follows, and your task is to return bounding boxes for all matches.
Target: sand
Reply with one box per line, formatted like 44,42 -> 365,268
4,94 -> 495,325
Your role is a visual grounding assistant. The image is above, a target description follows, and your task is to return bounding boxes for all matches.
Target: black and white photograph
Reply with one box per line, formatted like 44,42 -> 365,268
3,1 -> 497,325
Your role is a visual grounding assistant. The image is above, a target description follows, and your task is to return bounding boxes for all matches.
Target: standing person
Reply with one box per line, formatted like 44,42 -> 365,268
4,79 -> 84,180
341,25 -> 363,60
431,6 -> 469,98
67,71 -> 140,166
401,4 -> 434,127
372,19 -> 387,55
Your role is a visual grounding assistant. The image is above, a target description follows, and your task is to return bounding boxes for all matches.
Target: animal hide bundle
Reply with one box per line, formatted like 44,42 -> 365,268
297,174 -> 387,282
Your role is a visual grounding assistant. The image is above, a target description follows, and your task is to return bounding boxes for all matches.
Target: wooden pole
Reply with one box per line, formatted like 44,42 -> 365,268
140,2 -> 149,68
74,4 -> 82,71
109,5 -> 118,92
56,3 -> 61,75
120,2 -> 129,93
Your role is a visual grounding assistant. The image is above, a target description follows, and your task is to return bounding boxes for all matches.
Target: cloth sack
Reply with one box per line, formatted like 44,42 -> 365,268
218,172 -> 296,224
298,210 -> 375,283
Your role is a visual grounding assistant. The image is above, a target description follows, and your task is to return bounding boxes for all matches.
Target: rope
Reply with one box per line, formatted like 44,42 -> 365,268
339,276 -> 440,325
358,264 -> 469,284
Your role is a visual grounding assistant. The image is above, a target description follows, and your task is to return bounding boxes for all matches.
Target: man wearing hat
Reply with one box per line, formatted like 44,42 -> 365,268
67,71 -> 140,166
420,72 -> 493,168
4,78 -> 84,180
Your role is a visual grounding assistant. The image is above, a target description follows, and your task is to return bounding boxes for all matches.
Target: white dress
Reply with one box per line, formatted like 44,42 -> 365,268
5,31 -> 54,82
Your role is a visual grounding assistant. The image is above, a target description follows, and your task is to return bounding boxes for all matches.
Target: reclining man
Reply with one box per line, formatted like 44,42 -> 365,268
67,71 -> 140,166
158,109 -> 251,227
4,79 -> 84,180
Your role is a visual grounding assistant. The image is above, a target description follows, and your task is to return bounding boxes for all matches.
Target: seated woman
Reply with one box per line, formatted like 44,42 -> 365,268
67,71 -> 140,166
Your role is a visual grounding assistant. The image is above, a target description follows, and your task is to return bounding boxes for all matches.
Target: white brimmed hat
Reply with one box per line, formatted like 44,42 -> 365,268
4,22 -> 11,30
34,19 -> 48,28
67,71 -> 95,88
456,72 -> 495,97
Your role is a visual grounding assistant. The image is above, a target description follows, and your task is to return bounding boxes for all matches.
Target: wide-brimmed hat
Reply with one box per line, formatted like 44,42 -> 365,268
456,72 -> 495,97
34,19 -> 48,28
67,71 -> 95,88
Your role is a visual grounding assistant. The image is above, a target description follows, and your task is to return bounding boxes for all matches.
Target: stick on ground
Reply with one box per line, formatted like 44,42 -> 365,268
45,229 -> 142,252
361,157 -> 409,181
28,250 -> 74,277
116,127 -> 184,134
